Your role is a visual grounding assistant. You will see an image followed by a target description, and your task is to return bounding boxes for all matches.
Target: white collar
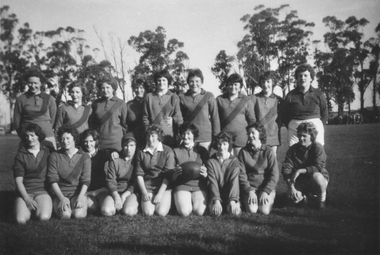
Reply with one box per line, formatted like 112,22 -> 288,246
143,142 -> 164,155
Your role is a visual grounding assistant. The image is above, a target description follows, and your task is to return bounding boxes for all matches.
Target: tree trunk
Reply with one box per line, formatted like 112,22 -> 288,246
360,89 -> 365,113
373,74 -> 378,112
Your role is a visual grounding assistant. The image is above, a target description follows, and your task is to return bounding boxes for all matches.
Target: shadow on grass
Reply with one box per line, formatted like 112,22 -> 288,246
0,191 -> 15,223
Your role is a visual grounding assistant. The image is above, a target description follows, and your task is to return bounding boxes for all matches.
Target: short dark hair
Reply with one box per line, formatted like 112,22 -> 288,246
212,131 -> 236,151
145,124 -> 164,142
23,68 -> 46,85
20,123 -> 46,143
296,122 -> 318,143
295,63 -> 315,81
227,73 -> 243,88
246,122 -> 267,144
68,80 -> 88,101
187,69 -> 204,84
132,76 -> 149,91
96,73 -> 118,91
57,125 -> 80,144
153,70 -> 173,85
259,71 -> 277,87
178,122 -> 199,140
80,129 -> 100,149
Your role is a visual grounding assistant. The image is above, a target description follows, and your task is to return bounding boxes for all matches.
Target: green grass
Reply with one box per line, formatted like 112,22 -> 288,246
0,124 -> 379,255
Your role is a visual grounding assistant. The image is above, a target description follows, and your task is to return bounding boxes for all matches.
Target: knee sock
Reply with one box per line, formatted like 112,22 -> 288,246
317,192 -> 326,202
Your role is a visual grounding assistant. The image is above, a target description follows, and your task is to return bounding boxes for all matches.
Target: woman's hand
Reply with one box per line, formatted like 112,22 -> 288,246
120,191 -> 131,204
24,197 -> 38,211
200,165 -> 207,178
153,192 -> 163,205
111,151 -> 119,161
258,191 -> 269,206
248,190 -> 258,205
171,165 -> 182,181
114,194 -> 123,211
212,200 -> 222,216
164,117 -> 173,127
73,195 -> 85,209
142,192 -> 151,202
288,185 -> 303,202
58,197 -> 71,212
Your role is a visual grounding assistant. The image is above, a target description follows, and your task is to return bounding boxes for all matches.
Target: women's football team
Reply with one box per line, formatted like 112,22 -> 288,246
12,64 -> 329,223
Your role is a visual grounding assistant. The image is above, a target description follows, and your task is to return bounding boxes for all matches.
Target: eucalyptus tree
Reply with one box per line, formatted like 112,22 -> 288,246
128,26 -> 189,93
211,50 -> 235,93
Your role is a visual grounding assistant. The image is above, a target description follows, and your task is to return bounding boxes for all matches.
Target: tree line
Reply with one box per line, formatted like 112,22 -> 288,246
1,4 -> 380,121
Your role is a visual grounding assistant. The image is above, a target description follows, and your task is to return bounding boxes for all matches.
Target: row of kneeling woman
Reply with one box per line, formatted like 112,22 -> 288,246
13,120 -> 328,223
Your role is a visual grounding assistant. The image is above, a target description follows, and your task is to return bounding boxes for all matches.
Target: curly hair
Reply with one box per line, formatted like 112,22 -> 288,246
96,73 -> 118,92
23,68 -> 46,85
80,129 -> 100,149
294,63 -> 315,81
145,124 -> 164,142
68,80 -> 88,100
212,131 -> 236,151
153,70 -> 173,85
226,73 -> 244,89
187,68 -> 204,84
296,122 -> 318,143
259,71 -> 277,87
246,122 -> 267,144
178,122 -> 199,141
20,123 -> 46,143
57,125 -> 80,144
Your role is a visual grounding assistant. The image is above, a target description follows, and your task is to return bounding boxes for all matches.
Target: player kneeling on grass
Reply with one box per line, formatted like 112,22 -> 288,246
135,125 -> 174,216
47,125 -> 91,219
101,133 -> 139,216
207,132 -> 242,216
13,123 -> 53,224
172,122 -> 209,217
238,123 -> 279,215
282,122 -> 329,209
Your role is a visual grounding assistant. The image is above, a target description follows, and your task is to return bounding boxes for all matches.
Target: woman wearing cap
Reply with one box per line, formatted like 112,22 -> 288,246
14,68 -> 57,150
238,123 -> 279,215
101,133 -> 139,216
171,122 -> 209,217
126,77 -> 148,148
55,80 -> 92,135
13,123 -> 53,224
80,129 -> 109,214
135,124 -> 175,216
282,63 -> 328,146
89,74 -> 128,152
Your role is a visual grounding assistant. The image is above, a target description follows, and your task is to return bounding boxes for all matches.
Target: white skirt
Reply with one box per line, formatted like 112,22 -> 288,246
288,118 -> 325,147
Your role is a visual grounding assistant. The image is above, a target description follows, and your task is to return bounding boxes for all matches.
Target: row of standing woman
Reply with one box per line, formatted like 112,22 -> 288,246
12,63 -> 329,223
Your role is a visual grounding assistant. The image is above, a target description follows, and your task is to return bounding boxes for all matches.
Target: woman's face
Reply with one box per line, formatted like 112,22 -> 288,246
156,77 -> 168,92
261,79 -> 273,94
70,87 -> 83,103
83,135 -> 96,152
297,71 -> 312,90
181,130 -> 194,146
147,132 -> 159,146
101,83 -> 114,98
297,131 -> 312,147
134,84 -> 145,98
25,131 -> 40,148
247,127 -> 262,149
217,140 -> 230,154
27,77 -> 42,94
227,82 -> 241,96
123,141 -> 136,158
61,133 -> 76,150
188,76 -> 202,94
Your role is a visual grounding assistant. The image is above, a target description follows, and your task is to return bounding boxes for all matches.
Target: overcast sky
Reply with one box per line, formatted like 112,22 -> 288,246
2,0 -> 380,109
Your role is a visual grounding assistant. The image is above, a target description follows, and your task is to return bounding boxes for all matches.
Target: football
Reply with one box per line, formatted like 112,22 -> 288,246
180,161 -> 202,180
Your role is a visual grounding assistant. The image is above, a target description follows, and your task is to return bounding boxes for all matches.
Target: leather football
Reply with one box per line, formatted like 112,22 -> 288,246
180,161 -> 202,180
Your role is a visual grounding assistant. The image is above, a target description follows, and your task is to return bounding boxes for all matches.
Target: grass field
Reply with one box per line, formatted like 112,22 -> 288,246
0,124 -> 379,255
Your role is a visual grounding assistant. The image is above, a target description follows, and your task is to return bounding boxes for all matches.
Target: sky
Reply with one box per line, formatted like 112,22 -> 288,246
2,0 -> 380,110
